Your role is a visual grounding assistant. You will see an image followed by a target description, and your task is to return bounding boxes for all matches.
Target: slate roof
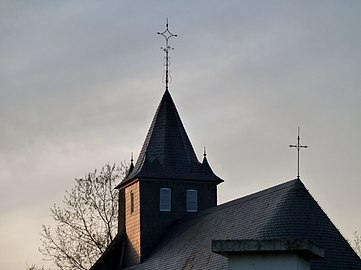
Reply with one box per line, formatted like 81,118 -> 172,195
117,89 -> 222,188
90,233 -> 124,270
121,179 -> 361,270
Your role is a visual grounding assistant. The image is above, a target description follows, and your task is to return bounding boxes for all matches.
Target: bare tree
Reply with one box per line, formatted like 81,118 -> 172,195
26,265 -> 51,270
353,231 -> 361,258
27,163 -> 126,270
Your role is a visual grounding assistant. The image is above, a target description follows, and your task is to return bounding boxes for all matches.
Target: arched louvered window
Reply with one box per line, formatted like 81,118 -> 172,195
186,189 -> 198,212
160,188 -> 171,211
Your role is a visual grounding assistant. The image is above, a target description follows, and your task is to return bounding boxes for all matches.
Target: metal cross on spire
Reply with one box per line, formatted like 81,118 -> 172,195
157,19 -> 177,90
289,127 -> 308,179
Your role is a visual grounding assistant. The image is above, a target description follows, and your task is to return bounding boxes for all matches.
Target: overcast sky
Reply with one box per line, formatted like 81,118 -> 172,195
1,1 -> 361,269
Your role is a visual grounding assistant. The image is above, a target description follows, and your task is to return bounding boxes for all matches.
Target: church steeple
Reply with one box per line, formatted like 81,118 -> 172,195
117,89 -> 222,188
115,22 -> 223,267
116,88 -> 223,265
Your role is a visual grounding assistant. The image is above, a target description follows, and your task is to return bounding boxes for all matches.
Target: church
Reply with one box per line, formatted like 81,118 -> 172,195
90,24 -> 361,270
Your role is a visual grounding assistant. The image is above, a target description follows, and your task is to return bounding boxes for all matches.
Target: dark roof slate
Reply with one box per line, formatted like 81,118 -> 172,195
90,233 -> 124,270
117,90 -> 222,188
122,179 -> 361,270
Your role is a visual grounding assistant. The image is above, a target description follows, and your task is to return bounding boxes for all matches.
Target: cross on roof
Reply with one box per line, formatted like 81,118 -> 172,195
157,19 -> 177,90
289,127 -> 308,179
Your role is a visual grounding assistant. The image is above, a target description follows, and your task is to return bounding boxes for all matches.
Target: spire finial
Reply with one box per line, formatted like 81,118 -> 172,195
131,152 -> 134,163
157,19 -> 177,90
289,126 -> 308,179
203,146 -> 207,158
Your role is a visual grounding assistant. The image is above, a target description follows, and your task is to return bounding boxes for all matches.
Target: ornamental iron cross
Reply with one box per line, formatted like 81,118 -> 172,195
289,127 -> 308,179
157,19 -> 177,90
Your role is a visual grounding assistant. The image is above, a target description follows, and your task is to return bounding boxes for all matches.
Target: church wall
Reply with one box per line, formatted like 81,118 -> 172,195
124,181 -> 141,266
139,179 -> 217,261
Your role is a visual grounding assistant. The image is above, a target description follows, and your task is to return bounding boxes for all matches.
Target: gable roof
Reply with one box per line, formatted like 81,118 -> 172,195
117,89 -> 222,188
122,179 -> 361,270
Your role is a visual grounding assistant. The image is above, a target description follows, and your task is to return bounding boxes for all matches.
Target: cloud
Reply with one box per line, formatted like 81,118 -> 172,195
1,1 -> 361,269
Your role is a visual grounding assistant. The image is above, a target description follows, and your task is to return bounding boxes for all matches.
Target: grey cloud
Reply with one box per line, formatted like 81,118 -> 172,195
1,1 -> 361,269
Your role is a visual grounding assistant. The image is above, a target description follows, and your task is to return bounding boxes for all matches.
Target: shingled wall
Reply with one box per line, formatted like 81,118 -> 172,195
124,181 -> 141,266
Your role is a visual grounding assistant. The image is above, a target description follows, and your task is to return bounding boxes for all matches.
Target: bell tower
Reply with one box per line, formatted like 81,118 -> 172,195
115,22 -> 223,267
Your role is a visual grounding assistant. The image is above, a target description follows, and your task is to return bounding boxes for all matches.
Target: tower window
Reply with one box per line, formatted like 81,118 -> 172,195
186,189 -> 198,212
160,188 -> 171,211
130,191 -> 135,214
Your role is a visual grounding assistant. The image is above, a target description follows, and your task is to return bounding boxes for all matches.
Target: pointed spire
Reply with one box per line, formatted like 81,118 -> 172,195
201,147 -> 219,180
125,153 -> 135,178
202,146 -> 208,164
117,90 -> 223,188
115,22 -> 222,189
